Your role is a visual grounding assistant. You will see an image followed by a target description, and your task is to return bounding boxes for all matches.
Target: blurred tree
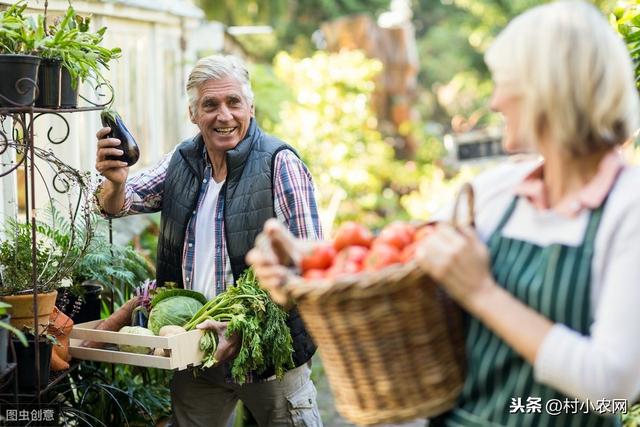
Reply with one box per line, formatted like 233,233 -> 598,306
197,0 -> 389,60
412,0 -> 617,129
252,50 -> 443,231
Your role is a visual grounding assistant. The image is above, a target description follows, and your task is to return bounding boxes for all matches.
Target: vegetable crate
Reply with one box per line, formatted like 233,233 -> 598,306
69,320 -> 204,370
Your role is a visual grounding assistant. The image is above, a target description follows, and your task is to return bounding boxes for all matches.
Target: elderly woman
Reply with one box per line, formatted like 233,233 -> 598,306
247,1 -> 640,426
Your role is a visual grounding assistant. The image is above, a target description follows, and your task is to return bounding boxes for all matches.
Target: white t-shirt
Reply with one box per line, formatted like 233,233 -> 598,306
456,159 -> 640,402
192,178 -> 226,300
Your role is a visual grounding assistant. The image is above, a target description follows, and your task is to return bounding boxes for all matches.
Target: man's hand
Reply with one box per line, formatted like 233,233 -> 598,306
95,127 -> 129,185
196,320 -> 241,365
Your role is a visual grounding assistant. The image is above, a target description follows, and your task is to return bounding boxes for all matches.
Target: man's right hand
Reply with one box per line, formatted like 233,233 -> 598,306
95,127 -> 129,185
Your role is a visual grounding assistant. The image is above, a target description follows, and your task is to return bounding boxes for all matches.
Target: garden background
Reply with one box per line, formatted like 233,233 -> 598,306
0,0 -> 638,425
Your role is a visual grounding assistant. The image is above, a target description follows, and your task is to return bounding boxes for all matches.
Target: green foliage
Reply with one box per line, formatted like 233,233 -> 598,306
56,363 -> 172,426
39,5 -> 121,88
623,403 -> 640,427
196,0 -> 388,59
0,1 -> 41,54
184,268 -> 294,383
613,1 -> 640,92
0,216 -> 76,295
255,50 -> 439,229
0,301 -> 28,346
73,218 -> 153,304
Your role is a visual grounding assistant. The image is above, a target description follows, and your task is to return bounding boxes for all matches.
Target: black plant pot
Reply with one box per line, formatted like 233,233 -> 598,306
60,67 -> 79,108
0,315 -> 9,372
0,54 -> 41,108
9,336 -> 51,391
35,59 -> 79,109
56,281 -> 102,324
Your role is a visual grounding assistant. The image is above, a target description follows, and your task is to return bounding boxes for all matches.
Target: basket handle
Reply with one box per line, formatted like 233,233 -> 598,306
451,182 -> 475,228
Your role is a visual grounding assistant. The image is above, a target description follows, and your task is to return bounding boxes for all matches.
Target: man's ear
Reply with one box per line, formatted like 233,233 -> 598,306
189,106 -> 197,124
251,104 -> 255,117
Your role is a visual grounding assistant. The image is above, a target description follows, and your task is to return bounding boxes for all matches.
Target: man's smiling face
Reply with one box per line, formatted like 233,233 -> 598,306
190,76 -> 254,155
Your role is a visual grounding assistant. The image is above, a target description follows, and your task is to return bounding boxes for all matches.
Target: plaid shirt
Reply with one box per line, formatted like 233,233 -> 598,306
105,146 -> 323,295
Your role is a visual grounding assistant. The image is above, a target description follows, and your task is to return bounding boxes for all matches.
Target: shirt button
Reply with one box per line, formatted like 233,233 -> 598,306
203,179 -> 207,183
192,210 -> 196,214
188,243 -> 193,248
185,277 -> 190,282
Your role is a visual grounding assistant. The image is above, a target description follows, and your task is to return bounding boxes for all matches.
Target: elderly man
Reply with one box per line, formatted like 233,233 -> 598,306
94,54 -> 323,427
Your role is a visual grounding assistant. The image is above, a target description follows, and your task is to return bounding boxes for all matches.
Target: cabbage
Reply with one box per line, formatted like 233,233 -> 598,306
118,326 -> 155,354
148,296 -> 203,335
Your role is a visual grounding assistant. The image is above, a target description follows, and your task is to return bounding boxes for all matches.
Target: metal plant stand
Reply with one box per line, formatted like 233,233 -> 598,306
0,77 -> 107,407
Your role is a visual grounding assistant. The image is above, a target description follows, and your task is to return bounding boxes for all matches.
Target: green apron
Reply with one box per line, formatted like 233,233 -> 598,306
436,196 -> 620,427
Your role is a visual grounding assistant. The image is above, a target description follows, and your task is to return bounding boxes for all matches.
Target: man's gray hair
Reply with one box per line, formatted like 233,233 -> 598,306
186,55 -> 254,115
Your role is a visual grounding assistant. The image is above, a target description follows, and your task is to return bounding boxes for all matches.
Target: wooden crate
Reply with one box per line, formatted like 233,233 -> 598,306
69,320 -> 204,370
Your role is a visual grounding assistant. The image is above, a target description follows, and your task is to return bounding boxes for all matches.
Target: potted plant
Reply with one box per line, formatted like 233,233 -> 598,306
8,327 -> 57,391
55,215 -> 153,323
0,1 -> 42,107
0,301 -> 27,373
36,4 -> 121,108
0,217 -> 77,334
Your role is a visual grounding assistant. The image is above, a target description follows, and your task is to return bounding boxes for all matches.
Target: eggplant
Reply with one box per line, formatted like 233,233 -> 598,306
131,305 -> 149,328
101,108 -> 140,166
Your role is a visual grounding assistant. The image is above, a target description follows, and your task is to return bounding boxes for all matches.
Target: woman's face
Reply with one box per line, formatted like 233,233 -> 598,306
490,82 -> 526,154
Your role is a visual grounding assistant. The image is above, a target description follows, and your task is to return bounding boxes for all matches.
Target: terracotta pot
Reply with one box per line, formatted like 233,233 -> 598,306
0,291 -> 58,334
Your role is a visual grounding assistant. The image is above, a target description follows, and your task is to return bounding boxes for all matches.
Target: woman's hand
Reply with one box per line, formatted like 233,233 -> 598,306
246,219 -> 308,306
415,223 -> 497,311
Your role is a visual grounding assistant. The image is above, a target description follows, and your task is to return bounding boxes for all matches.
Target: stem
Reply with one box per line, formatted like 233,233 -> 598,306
44,0 -> 48,35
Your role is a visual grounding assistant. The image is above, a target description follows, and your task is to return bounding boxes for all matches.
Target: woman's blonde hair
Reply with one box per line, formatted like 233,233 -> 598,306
485,0 -> 639,155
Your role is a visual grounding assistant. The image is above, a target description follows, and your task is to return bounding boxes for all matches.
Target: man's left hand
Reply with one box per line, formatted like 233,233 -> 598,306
196,320 -> 241,365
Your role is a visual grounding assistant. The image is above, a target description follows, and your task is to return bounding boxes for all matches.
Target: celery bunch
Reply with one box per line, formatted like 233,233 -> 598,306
184,268 -> 294,383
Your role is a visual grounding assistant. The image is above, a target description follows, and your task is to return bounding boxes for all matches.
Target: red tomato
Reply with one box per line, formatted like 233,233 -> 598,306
301,242 -> 336,272
303,269 -> 328,280
329,246 -> 368,277
333,222 -> 374,252
364,243 -> 402,271
375,222 -> 415,251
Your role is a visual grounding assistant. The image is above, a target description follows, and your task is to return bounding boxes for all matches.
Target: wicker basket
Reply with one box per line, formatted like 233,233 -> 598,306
280,184 -> 474,425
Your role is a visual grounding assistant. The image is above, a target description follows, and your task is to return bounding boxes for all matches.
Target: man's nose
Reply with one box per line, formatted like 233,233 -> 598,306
218,104 -> 233,121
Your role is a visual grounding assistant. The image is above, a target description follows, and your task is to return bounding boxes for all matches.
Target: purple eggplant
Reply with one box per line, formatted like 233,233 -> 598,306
101,108 -> 140,166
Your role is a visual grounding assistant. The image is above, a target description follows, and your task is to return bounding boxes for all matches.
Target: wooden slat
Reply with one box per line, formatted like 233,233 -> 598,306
68,322 -> 204,370
167,330 -> 204,369
70,322 -> 169,348
69,339 -> 173,369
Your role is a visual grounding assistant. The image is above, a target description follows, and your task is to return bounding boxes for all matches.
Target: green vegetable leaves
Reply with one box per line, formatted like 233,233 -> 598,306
199,330 -> 218,369
185,268 -> 294,383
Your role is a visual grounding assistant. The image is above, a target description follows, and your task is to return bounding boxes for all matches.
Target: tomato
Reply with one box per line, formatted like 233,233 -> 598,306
300,242 -> 336,272
303,269 -> 328,280
375,222 -> 414,251
414,223 -> 436,243
333,222 -> 374,252
364,243 -> 402,271
400,241 -> 418,262
329,246 -> 368,277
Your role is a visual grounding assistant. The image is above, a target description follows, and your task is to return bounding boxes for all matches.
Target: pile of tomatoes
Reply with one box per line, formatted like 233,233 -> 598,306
301,221 -> 434,279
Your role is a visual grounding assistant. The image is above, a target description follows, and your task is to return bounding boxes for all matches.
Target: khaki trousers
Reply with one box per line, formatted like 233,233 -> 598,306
170,363 -> 323,427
